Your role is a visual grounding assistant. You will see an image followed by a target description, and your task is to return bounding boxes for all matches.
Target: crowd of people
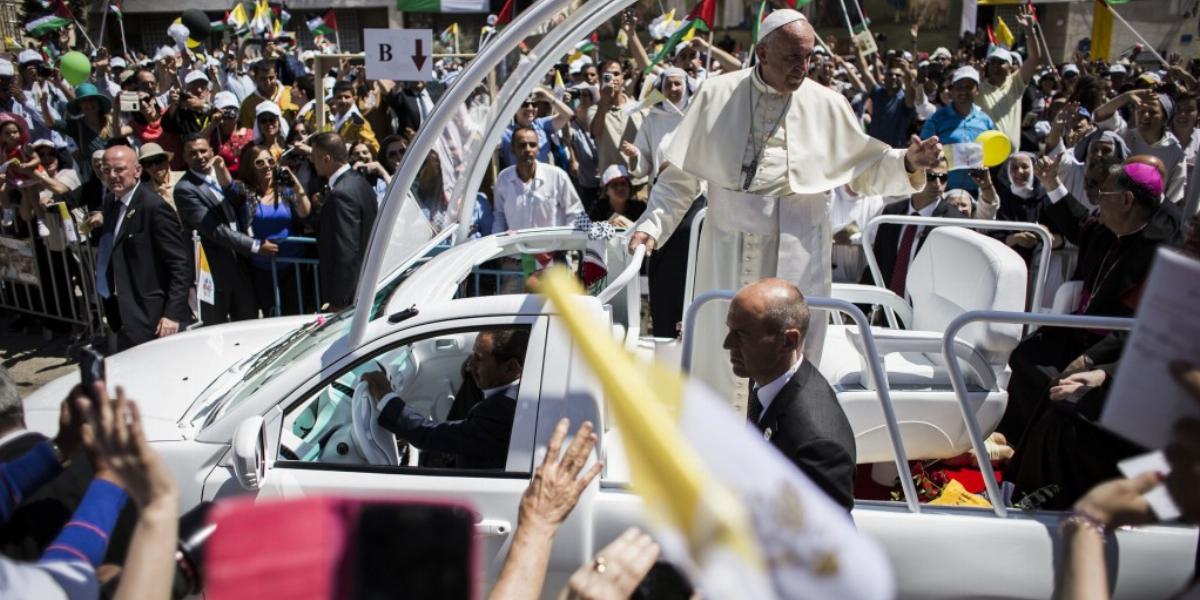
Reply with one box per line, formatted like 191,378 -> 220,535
1,0 -> 1200,597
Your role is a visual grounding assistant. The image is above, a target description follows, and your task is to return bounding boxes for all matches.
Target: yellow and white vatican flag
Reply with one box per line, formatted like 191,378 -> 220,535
538,269 -> 894,600
194,237 -> 215,306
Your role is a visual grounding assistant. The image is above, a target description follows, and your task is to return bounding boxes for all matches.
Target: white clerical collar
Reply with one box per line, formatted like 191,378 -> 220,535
753,357 -> 804,418
481,379 -> 520,398
328,163 -> 352,188
751,66 -> 789,96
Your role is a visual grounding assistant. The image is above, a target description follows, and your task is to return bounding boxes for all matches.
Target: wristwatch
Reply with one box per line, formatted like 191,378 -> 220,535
49,440 -> 71,468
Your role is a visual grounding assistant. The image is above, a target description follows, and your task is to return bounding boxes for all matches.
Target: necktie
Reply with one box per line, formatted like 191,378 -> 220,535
888,214 -> 919,297
95,196 -> 125,299
747,387 -> 764,426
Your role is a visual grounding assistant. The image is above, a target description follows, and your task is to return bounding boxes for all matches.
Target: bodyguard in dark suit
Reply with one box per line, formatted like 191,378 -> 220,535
174,134 -> 276,324
363,329 -> 529,470
867,166 -> 967,297
384,81 -> 435,138
95,146 -> 192,349
724,279 -> 857,510
310,132 -> 379,310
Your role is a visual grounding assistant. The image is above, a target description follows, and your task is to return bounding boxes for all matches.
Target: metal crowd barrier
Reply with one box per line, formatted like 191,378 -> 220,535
268,236 -> 322,316
0,203 -> 106,337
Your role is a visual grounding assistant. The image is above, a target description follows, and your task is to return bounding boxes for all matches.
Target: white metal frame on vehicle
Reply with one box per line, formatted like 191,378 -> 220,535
679,291 -> 922,513
353,0 -> 658,347
861,216 -> 1054,329
941,310 -> 1134,517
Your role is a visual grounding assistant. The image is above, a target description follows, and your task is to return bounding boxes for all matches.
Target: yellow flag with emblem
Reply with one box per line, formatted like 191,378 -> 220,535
195,238 -> 215,306
537,268 -> 894,599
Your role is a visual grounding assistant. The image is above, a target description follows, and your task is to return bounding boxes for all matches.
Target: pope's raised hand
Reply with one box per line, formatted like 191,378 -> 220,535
904,135 -> 942,171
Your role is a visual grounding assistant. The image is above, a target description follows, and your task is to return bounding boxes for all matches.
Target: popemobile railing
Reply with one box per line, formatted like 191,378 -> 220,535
0,202 -> 106,338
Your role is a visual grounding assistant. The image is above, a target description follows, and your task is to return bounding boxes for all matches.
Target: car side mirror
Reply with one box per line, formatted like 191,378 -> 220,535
231,415 -> 267,490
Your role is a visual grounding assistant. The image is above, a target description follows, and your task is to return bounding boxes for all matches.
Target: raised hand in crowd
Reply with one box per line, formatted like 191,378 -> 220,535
563,528 -> 660,600
489,419 -> 603,600
77,382 -> 180,600
1034,153 -> 1063,189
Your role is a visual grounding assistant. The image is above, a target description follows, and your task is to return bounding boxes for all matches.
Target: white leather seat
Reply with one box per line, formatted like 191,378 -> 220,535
820,226 -> 1028,462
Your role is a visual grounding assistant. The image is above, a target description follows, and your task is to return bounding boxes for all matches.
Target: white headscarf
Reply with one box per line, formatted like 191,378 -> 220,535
1007,151 -> 1037,198
657,67 -> 693,113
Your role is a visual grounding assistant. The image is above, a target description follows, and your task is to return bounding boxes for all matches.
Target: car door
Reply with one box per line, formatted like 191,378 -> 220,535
257,315 -> 552,589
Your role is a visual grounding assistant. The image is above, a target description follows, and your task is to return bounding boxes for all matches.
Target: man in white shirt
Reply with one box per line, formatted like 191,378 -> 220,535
492,127 -> 584,233
723,278 -> 856,510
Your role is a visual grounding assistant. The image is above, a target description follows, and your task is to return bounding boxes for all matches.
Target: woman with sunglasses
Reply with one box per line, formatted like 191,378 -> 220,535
227,143 -> 311,316
137,143 -> 176,208
252,101 -> 289,162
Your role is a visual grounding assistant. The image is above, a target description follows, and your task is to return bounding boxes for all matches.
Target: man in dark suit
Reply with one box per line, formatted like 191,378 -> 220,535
95,146 -> 193,349
174,134 -> 276,324
724,279 -> 857,510
867,158 -> 967,297
384,81 -> 435,139
363,328 -> 529,470
311,132 -> 379,311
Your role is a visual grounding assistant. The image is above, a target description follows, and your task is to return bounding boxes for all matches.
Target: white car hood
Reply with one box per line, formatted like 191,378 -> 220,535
22,316 -> 314,441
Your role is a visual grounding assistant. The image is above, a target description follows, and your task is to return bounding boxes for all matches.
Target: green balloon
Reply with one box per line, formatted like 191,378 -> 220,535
59,51 -> 91,87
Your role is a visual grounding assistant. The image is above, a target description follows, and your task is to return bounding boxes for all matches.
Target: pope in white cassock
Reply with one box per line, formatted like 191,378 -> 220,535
629,10 -> 943,412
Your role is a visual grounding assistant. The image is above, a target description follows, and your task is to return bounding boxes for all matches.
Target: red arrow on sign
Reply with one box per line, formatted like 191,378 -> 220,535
412,39 -> 427,71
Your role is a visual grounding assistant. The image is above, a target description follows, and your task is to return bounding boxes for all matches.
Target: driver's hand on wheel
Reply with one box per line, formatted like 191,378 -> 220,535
362,369 -> 391,403
627,231 -> 656,255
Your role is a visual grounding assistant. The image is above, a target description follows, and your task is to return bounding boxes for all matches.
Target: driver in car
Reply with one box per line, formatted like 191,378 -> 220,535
362,328 -> 529,470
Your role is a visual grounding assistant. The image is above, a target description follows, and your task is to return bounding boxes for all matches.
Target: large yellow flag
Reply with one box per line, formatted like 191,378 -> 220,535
1091,0 -> 1114,61
995,16 -> 1015,49
537,268 -> 894,599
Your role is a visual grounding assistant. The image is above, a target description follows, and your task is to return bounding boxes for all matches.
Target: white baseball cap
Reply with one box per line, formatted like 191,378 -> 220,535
601,164 -> 630,186
183,69 -> 210,86
1108,64 -> 1127,75
213,91 -> 239,110
987,47 -> 1012,64
951,66 -> 980,84
931,47 -> 952,60
110,56 -> 127,70
17,50 -> 42,65
1061,63 -> 1080,76
0,60 -> 13,77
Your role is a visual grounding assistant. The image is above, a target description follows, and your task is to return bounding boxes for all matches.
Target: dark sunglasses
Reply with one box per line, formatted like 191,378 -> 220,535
385,148 -> 406,158
520,101 -> 538,109
926,172 -> 948,182
140,156 -> 169,167
257,115 -> 280,124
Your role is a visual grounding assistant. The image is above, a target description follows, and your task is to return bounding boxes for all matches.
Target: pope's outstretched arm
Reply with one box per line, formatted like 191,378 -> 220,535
627,162 -> 702,253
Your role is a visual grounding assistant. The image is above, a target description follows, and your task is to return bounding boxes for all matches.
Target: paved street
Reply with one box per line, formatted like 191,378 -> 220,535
0,314 -> 80,395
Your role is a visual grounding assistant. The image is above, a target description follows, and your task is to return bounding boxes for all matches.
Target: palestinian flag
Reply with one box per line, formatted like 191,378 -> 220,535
494,0 -> 514,27
645,0 -> 715,72
794,0 -> 813,6
24,15 -> 72,38
395,0 -> 488,12
109,1 -> 122,19
306,9 -> 336,36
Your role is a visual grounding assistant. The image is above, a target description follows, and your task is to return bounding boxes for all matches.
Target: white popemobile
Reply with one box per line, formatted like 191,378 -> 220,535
21,1 -> 1199,597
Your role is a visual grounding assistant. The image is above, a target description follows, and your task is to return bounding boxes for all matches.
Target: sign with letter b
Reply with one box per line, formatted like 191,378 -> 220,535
365,29 -> 434,82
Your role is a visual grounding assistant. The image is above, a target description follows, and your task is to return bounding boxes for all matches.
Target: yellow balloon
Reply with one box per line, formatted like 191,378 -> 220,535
976,130 -> 1012,168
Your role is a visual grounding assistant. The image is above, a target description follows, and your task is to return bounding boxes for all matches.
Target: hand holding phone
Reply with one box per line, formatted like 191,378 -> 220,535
78,346 -> 106,403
